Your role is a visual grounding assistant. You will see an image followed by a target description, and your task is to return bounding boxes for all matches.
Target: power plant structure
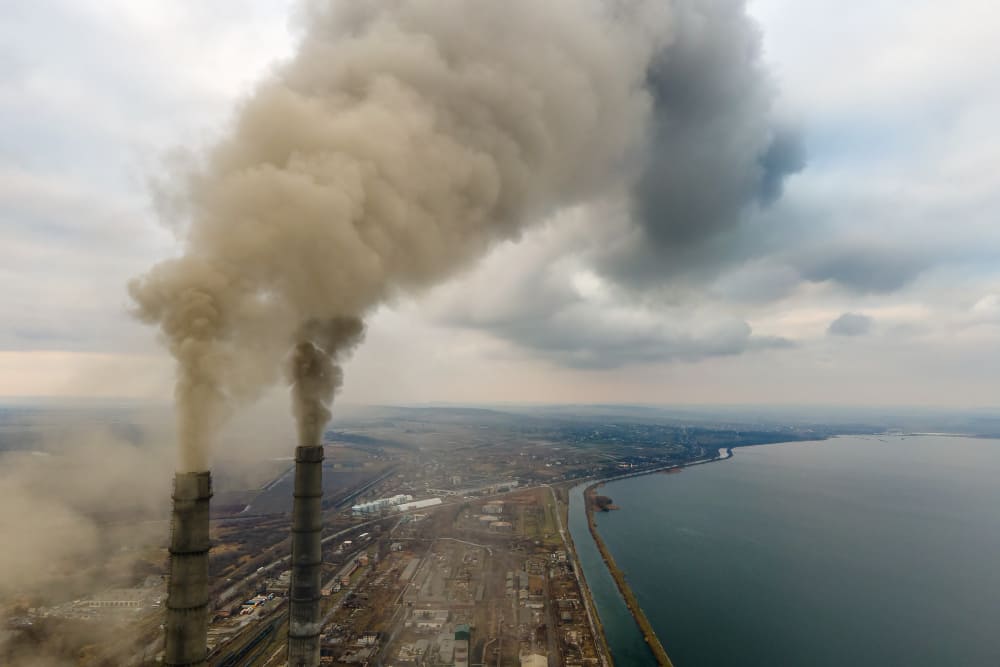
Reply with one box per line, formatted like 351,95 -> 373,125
165,471 -> 212,667
287,444 -> 325,666
161,447 -> 325,666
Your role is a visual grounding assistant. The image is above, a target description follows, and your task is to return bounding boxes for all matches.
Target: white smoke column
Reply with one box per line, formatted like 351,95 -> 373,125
131,0 -> 667,470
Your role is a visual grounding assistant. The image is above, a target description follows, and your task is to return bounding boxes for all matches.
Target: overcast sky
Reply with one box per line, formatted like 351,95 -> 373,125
2,0 -> 999,408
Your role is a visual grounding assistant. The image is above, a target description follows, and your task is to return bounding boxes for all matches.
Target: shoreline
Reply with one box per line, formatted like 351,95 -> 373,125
554,486 -> 615,667
577,449 -> 735,667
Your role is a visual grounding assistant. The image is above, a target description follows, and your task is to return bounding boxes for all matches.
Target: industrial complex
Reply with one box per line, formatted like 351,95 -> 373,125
0,406 -> 823,666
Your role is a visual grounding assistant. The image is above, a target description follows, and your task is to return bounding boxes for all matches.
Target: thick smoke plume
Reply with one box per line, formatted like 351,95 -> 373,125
131,0 -> 668,468
289,317 -> 365,447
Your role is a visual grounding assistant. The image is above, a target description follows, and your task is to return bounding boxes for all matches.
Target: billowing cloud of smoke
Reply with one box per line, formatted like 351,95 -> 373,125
425,0 -> 809,366
0,425 -> 172,666
131,0 -> 670,469
0,431 -> 171,598
289,317 -> 365,447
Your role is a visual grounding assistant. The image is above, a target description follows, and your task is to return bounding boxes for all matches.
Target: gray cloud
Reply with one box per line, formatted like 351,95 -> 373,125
464,309 -> 775,370
759,128 -> 807,205
0,168 -> 172,354
628,0 -> 803,259
828,312 -> 874,336
797,243 -> 930,293
710,262 -> 801,303
575,0 -> 807,300
435,242 -> 793,369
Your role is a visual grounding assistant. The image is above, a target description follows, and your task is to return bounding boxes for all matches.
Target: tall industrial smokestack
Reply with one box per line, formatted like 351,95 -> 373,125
165,471 -> 212,667
287,445 -> 324,666
285,328 -> 360,665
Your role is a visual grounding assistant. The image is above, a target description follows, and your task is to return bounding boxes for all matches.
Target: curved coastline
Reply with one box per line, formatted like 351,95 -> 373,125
576,449 -> 734,667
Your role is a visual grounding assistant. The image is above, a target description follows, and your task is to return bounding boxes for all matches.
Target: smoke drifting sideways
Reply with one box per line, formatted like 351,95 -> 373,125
0,430 -> 171,598
130,0 -> 671,470
0,424 -> 173,665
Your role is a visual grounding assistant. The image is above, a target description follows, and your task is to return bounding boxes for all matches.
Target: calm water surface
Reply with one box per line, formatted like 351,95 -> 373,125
571,435 -> 1000,667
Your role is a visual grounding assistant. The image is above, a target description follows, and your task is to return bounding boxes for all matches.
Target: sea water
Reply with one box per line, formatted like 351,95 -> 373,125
571,435 -> 1000,667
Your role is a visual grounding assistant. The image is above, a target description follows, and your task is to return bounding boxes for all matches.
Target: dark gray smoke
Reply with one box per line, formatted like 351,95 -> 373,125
288,318 -> 365,447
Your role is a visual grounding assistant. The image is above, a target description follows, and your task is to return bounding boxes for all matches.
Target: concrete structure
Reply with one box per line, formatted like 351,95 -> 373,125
351,494 -> 413,516
341,647 -> 375,663
437,634 -> 455,663
521,653 -> 547,667
87,588 -> 151,609
396,639 -> 429,663
406,608 -> 450,631
288,445 -> 324,666
266,570 -> 292,595
396,497 -> 443,512
455,638 -> 470,667
400,557 -> 420,582
483,501 -> 504,515
165,471 -> 212,667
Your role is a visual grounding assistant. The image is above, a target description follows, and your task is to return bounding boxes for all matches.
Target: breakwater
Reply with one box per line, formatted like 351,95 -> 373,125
583,482 -> 674,667
571,451 -> 733,667
589,436 -> 1000,666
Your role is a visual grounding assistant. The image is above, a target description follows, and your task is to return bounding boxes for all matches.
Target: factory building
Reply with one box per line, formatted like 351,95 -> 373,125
438,635 -> 455,663
454,622 -> 471,666
395,639 -> 430,663
351,494 -> 414,516
405,608 -> 450,632
86,589 -> 150,609
482,501 -> 504,515
396,497 -> 443,512
521,653 -> 547,667
454,639 -> 470,667
266,570 -> 292,595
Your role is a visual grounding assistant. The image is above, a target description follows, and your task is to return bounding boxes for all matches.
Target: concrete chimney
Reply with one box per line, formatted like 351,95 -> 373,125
165,471 -> 212,667
287,445 -> 324,666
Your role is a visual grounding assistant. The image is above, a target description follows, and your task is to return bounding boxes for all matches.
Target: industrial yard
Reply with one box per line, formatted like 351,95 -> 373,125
0,405 -> 828,666
200,484 -> 605,666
